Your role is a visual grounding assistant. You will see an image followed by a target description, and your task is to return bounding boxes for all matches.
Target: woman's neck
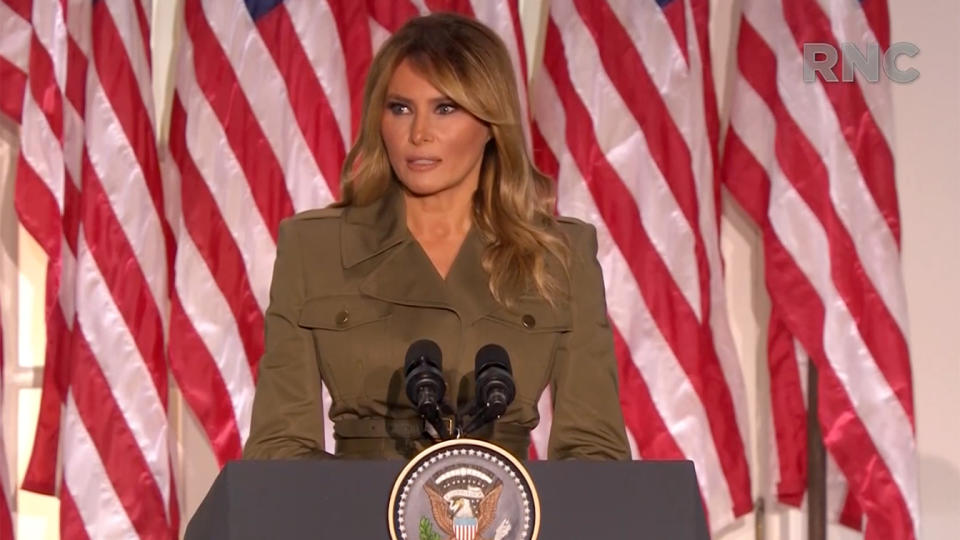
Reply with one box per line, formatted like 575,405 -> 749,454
402,184 -> 475,241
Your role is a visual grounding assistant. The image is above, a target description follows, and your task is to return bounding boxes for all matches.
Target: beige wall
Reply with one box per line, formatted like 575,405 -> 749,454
890,1 -> 960,537
2,1 -> 957,538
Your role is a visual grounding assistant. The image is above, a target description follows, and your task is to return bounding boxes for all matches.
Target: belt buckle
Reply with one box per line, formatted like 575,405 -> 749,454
443,416 -> 461,439
422,416 -> 459,441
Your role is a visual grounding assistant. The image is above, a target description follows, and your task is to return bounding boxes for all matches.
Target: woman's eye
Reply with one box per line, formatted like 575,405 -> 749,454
436,103 -> 457,114
387,102 -> 410,114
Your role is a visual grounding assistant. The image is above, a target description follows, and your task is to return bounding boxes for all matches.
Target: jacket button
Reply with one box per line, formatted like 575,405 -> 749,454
521,314 -> 536,329
335,310 -> 350,327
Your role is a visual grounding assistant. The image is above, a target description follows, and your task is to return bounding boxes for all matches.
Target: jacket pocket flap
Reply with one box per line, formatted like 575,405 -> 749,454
485,298 -> 571,333
298,295 -> 391,330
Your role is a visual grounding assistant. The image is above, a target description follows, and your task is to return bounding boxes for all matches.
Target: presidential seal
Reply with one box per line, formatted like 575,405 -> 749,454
388,438 -> 540,540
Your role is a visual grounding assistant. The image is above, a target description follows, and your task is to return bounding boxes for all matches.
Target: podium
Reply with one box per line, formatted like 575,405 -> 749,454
185,459 -> 708,539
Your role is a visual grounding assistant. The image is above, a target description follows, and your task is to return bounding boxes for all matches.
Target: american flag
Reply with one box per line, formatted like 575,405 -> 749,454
0,1 -> 28,535
722,0 -> 917,538
9,0 -> 179,538
10,0 -> 80,501
530,0 -> 752,529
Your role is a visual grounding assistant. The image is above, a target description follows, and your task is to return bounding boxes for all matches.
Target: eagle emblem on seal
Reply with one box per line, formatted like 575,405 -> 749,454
422,466 -> 512,540
388,440 -> 539,540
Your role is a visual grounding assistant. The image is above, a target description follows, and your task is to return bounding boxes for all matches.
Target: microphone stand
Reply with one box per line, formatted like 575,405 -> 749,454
418,387 -> 450,440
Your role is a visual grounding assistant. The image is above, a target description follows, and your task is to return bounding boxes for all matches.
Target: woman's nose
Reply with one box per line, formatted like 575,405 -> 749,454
410,114 -> 434,145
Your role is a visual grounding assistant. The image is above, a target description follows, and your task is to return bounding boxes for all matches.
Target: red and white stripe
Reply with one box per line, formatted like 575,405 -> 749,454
722,0 -> 917,537
454,522 -> 477,540
14,0 -> 179,538
762,326 -> 862,526
168,0 -> 528,464
15,0 -> 82,497
529,0 -> 752,530
0,0 -> 30,122
0,0 -> 30,532
167,0 -> 345,464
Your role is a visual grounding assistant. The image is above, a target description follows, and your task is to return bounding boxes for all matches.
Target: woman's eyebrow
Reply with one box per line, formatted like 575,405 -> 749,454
384,93 -> 452,104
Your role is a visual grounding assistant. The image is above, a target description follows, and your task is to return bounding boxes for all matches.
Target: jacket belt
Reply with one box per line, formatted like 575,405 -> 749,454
333,417 -> 431,439
332,417 -> 532,459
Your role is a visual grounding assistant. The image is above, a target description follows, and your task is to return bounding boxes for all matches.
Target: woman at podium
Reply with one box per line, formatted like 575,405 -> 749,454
243,13 -> 630,462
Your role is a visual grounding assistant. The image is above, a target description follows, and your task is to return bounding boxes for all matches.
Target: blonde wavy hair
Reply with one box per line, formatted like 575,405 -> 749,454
335,12 -> 570,309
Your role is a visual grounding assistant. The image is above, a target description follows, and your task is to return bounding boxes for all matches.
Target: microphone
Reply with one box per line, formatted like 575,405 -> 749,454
463,344 -> 516,435
404,339 -> 449,439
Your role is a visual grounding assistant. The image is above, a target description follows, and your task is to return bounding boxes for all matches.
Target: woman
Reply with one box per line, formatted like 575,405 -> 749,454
243,13 -> 629,461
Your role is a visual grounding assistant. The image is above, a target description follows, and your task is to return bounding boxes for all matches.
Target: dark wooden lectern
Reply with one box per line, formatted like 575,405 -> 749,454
185,460 -> 708,539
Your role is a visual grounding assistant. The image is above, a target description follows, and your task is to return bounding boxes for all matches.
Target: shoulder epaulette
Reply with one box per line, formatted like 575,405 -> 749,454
290,206 -> 345,221
555,215 -> 587,226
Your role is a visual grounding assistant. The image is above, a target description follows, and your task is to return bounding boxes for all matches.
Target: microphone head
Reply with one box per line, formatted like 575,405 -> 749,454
405,339 -> 443,373
404,339 -> 445,406
475,343 -> 511,374
474,344 -> 515,413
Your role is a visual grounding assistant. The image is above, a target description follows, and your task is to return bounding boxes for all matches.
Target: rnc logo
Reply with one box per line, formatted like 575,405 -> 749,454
803,42 -> 920,84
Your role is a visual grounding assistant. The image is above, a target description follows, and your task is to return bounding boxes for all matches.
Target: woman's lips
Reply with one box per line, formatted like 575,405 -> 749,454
406,158 -> 441,171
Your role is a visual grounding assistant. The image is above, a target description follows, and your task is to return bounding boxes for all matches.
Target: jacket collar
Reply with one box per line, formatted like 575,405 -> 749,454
340,181 -> 409,268
341,181 -> 501,325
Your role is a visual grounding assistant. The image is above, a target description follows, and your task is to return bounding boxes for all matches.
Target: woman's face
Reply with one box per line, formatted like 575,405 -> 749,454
380,59 -> 491,198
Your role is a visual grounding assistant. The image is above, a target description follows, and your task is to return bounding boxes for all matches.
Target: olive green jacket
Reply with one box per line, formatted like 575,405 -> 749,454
243,183 -> 630,461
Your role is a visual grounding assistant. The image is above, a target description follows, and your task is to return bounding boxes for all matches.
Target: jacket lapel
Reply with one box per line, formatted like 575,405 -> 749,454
442,225 -> 501,325
340,182 -> 407,269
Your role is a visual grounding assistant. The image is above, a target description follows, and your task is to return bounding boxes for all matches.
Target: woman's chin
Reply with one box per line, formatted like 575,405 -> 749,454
398,178 -> 453,198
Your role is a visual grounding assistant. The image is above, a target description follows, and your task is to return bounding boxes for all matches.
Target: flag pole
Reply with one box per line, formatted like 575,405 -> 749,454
754,497 -> 765,540
807,361 -> 827,540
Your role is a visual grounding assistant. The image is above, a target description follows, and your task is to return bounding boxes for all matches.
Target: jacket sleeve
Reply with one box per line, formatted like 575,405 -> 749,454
243,219 -> 331,460
547,221 -> 631,460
